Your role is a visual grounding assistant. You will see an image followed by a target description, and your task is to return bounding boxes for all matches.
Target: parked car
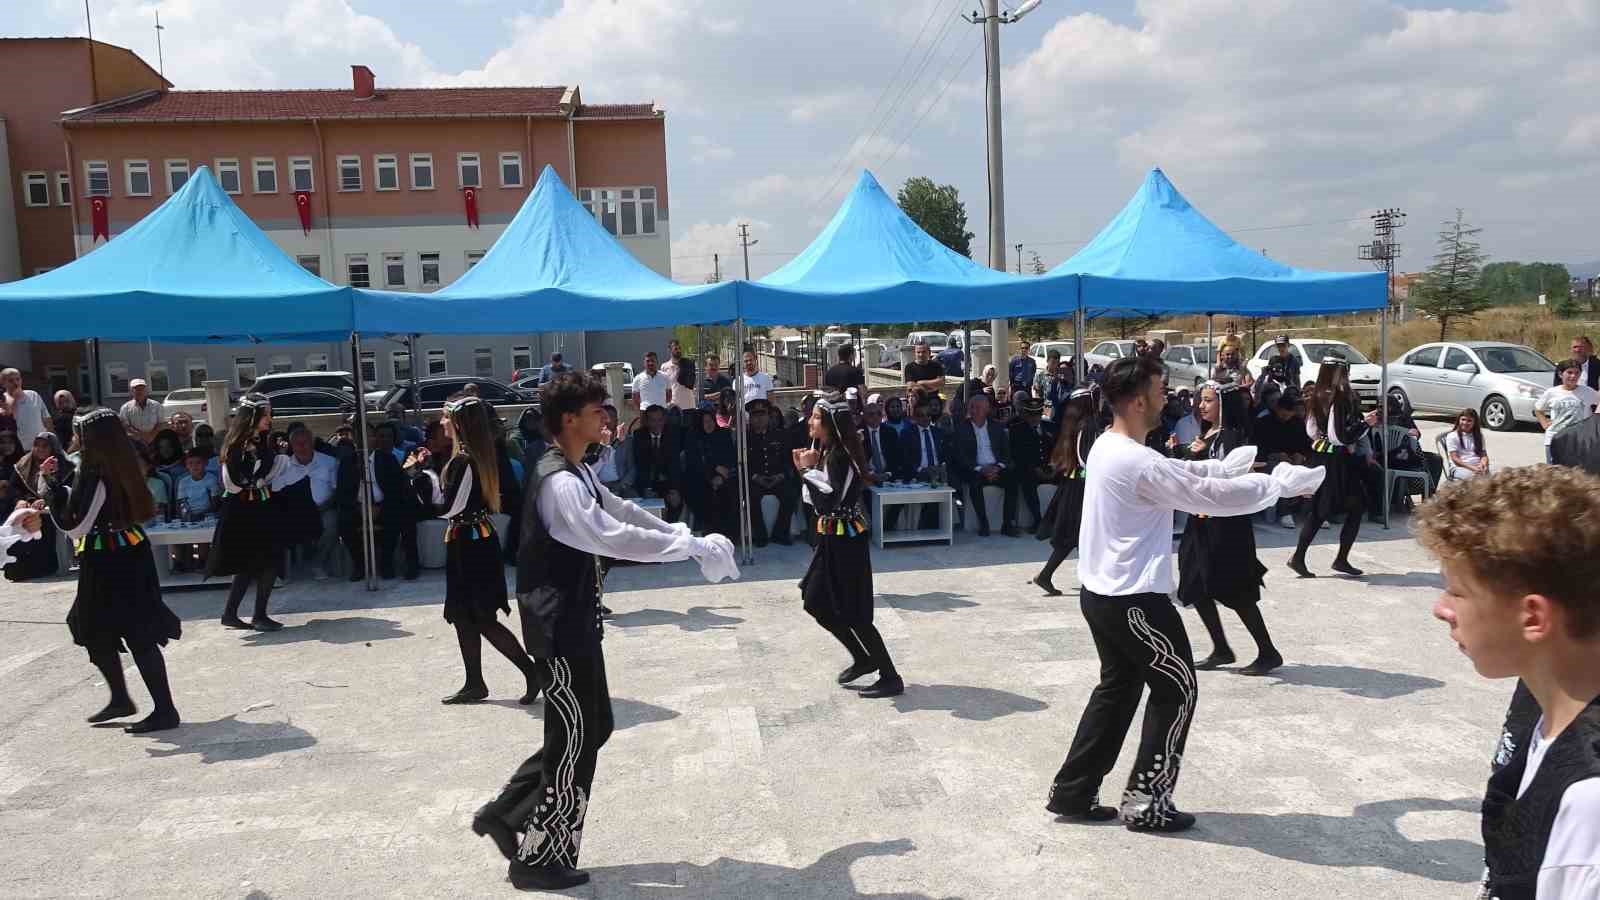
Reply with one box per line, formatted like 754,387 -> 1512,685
252,388 -> 359,419
162,387 -> 209,419
948,329 -> 992,349
1161,343 -> 1213,387
1029,340 -> 1077,375
1247,339 -> 1382,405
1083,339 -> 1138,371
373,376 -> 529,415
249,370 -> 357,396
1386,341 -> 1555,431
906,330 -> 947,350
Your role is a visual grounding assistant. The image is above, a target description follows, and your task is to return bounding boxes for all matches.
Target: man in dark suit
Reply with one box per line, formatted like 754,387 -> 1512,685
954,393 -> 1019,536
371,421 -> 420,580
1007,396 -> 1056,530
743,399 -> 797,546
859,396 -> 904,530
631,404 -> 684,523
898,398 -> 954,530
1552,336 -> 1600,389
1551,412 -> 1600,476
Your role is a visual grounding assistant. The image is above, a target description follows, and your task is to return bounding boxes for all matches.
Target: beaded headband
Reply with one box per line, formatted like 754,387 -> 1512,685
72,407 -> 118,437
1320,355 -> 1350,369
443,395 -> 488,416
1069,384 -> 1100,401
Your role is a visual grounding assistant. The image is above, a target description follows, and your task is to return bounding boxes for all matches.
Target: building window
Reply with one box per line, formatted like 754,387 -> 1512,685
511,345 -> 532,374
579,186 -> 657,236
410,153 -> 433,190
85,160 -> 111,197
22,172 -> 49,207
296,255 -> 321,277
33,267 -> 54,275
347,254 -> 370,288
107,362 -> 130,395
253,158 -> 277,194
374,154 -> 398,191
499,152 -> 523,188
383,252 -> 406,288
474,347 -> 494,379
215,158 -> 241,194
289,156 -> 314,192
419,251 -> 441,286
359,351 -> 377,385
165,159 -> 190,193
46,365 -> 69,393
185,358 -> 208,388
55,172 -> 71,206
235,356 -> 258,390
146,361 -> 170,393
465,250 -> 485,269
124,160 -> 151,197
306,353 -> 329,372
457,152 -> 481,189
269,355 -> 293,374
425,348 -> 448,376
391,350 -> 412,384
338,155 -> 362,192
78,365 -> 93,398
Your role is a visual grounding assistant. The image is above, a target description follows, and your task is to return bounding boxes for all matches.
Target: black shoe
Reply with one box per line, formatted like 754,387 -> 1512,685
1045,791 -> 1119,821
1194,650 -> 1236,671
858,674 -> 904,698
773,536 -> 793,546
753,539 -> 768,548
1126,810 -> 1197,833
518,683 -> 541,705
124,710 -> 180,734
87,700 -> 137,723
508,861 -> 590,891
1239,652 -> 1283,676
348,572 -> 364,583
402,571 -> 419,582
1001,524 -> 1021,537
441,686 -> 489,705
977,524 -> 991,537
472,806 -> 520,862
1330,559 -> 1364,577
1029,576 -> 1062,597
250,616 -> 284,632
1287,558 -> 1315,579
220,616 -> 253,630
837,660 -> 879,685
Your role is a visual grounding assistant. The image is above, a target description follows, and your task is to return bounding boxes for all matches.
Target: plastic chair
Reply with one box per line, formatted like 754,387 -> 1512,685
1382,425 -> 1431,523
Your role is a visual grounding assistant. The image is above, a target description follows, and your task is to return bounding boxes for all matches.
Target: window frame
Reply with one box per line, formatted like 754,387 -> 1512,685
409,153 -> 434,190
164,158 -> 190,194
1404,346 -> 1442,368
288,156 -> 315,193
418,251 -> 441,287
84,160 -> 111,197
425,348 -> 448,377
358,351 -> 377,385
1442,347 -> 1475,371
106,362 -> 131,396
269,355 -> 293,375
498,151 -> 523,188
457,152 -> 481,189
55,171 -> 71,206
21,171 -> 49,207
374,154 -> 399,191
252,157 -> 278,194
45,365 -> 69,394
474,347 -> 495,379
306,353 -> 329,372
214,158 -> 242,194
391,350 -> 413,385
383,251 -> 406,288
296,255 -> 322,277
124,159 -> 152,197
234,356 -> 259,391
346,253 -> 371,289
579,185 -> 658,236
337,155 -> 363,192
145,360 -> 170,394
184,357 -> 208,389
510,345 -> 532,374
465,250 -> 485,269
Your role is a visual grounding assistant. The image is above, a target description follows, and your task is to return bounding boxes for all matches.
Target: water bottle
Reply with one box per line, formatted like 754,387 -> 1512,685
178,497 -> 190,524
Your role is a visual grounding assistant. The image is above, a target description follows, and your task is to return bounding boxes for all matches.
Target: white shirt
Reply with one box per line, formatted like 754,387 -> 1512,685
631,371 -> 671,409
1443,431 -> 1484,470
271,449 -> 339,507
1078,431 -> 1323,596
538,461 -> 698,564
118,397 -> 164,435
9,389 -> 48,448
660,359 -> 695,410
1536,385 -> 1599,446
741,370 -> 774,401
1517,715 -> 1600,899
594,444 -> 620,483
972,421 -> 999,469
912,425 -> 941,471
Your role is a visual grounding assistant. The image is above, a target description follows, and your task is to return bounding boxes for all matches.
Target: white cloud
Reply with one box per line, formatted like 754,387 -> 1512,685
687,135 -> 735,164
671,216 -> 774,282
786,90 -> 862,124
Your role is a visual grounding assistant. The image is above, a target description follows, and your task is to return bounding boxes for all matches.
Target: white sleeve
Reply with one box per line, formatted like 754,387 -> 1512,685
1538,778 -> 1600,900
1136,456 -> 1324,517
539,470 -> 700,564
62,481 -> 107,541
1172,445 -> 1257,479
592,473 -> 685,537
1305,414 -> 1321,441
442,464 -> 473,518
802,468 -> 833,494
1536,388 -> 1554,413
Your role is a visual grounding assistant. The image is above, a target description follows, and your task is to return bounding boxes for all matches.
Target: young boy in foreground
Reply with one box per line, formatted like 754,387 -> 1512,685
1414,465 -> 1600,899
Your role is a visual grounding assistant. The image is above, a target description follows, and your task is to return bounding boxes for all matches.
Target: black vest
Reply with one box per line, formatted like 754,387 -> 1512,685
514,446 -> 605,658
1482,695 -> 1600,900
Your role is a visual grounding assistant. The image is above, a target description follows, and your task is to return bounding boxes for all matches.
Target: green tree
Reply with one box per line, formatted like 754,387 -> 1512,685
897,176 -> 973,259
1413,210 -> 1491,341
1480,260 -> 1573,306
1015,318 -> 1059,343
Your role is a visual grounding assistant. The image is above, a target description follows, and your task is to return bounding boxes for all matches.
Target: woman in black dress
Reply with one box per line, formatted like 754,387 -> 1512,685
431,395 -> 539,705
208,394 -> 289,632
1173,382 -> 1281,674
1288,358 -> 1378,578
1031,386 -> 1102,596
39,408 -> 182,733
795,393 -> 903,699
6,431 -> 71,581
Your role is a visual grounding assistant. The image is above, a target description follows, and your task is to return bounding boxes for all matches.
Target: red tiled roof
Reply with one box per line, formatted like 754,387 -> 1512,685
574,103 -> 659,119
64,86 -> 574,123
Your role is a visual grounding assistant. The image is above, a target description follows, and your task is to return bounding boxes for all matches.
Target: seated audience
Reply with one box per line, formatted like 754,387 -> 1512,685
631,404 -> 685,523
954,393 -> 1019,536
1007,396 -> 1056,529
682,405 -> 739,539
5,431 -> 69,581
1444,409 -> 1490,479
744,399 -> 797,546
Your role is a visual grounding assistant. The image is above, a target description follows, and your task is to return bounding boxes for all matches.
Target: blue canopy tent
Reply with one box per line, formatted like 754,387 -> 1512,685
0,166 -> 353,342
353,165 -> 737,335
738,170 -> 1076,326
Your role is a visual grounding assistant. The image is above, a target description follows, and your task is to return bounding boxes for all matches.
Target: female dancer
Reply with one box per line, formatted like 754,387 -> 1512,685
1173,382 -> 1281,674
39,408 -> 182,732
795,393 -> 903,698
209,394 -> 288,631
430,395 -> 539,705
1031,386 -> 1102,596
1288,358 -> 1377,578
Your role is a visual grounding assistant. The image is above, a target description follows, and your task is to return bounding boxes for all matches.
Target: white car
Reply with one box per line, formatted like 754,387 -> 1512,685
906,330 -> 947,350
162,387 -> 209,419
1029,340 -> 1077,375
1161,343 -> 1214,387
1084,339 -> 1138,371
948,329 -> 991,349
1386,341 -> 1556,431
1248,339 -> 1382,405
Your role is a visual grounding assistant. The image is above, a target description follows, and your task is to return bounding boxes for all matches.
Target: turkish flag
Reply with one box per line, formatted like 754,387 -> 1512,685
294,191 -> 313,235
90,196 -> 109,242
463,187 -> 479,229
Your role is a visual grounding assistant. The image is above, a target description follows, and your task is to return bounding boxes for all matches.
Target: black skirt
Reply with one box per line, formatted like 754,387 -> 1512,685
443,522 -> 510,625
67,533 -> 181,653
1176,513 -> 1266,609
1309,446 -> 1366,520
1036,474 -> 1086,552
207,492 -> 283,578
801,531 -> 874,628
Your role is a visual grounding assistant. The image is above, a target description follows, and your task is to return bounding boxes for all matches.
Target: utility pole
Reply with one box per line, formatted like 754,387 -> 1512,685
711,252 -> 721,284
738,223 -> 757,280
1358,208 -> 1405,320
1014,242 -> 1023,274
154,9 -> 165,77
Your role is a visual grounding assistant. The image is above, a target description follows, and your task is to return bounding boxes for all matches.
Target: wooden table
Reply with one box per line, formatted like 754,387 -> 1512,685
866,484 -> 956,549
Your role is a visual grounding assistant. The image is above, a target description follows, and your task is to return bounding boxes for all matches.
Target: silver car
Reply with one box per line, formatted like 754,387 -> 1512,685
1386,341 -> 1556,431
1084,340 -> 1138,371
1161,343 -> 1213,387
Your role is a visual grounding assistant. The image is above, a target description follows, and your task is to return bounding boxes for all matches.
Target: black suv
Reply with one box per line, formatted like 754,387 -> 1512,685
373,376 -> 533,413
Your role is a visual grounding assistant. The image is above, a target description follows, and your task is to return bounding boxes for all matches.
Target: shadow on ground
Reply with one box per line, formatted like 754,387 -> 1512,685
488,696 -> 680,732
587,839 -> 956,899
890,684 -> 1049,721
238,616 -> 413,646
1362,571 -> 1445,589
1177,797 -> 1482,883
607,606 -> 745,632
881,592 -> 979,613
136,713 -> 316,764
1262,664 -> 1446,699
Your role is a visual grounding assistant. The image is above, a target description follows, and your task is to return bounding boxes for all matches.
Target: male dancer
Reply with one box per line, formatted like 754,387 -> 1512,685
472,373 -> 737,891
1046,356 -> 1323,832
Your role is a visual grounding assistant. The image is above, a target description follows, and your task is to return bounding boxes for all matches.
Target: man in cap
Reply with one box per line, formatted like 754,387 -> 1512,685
1008,395 -> 1056,529
118,378 -> 165,443
1269,335 -> 1301,388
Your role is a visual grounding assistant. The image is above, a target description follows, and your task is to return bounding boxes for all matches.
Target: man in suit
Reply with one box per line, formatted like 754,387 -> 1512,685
744,399 -> 797,546
1551,411 -> 1600,476
900,398 -> 954,530
1553,335 -> 1600,389
859,397 -> 904,530
371,421 -> 420,580
631,404 -> 684,523
1007,395 -> 1056,530
954,393 -> 1020,536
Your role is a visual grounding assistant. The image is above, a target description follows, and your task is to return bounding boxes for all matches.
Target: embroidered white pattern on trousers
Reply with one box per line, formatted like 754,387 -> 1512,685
1120,606 -> 1196,826
518,658 -> 587,867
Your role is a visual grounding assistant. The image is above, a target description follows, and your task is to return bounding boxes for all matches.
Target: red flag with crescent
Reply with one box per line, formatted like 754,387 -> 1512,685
463,186 -> 479,229
90,196 -> 109,242
294,191 -> 313,235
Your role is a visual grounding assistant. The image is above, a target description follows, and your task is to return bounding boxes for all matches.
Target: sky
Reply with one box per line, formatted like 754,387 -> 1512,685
9,0 -> 1597,283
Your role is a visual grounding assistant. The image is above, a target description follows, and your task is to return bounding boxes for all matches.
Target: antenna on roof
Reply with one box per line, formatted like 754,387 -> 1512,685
154,8 -> 166,77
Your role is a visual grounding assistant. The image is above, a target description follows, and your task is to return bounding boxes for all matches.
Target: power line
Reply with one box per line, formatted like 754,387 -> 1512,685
880,30 -> 984,170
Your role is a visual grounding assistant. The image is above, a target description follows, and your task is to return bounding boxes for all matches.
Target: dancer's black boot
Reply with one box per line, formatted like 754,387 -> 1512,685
86,649 -> 136,723
124,646 -> 180,734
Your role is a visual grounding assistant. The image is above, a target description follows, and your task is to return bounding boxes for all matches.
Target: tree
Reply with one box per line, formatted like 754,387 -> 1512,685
1413,210 -> 1491,341
897,176 -> 973,258
1016,318 -> 1059,343
1480,260 -> 1573,306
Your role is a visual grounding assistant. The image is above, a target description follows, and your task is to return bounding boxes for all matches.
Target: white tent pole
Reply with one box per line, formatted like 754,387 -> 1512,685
733,319 -> 754,564
1381,308 -> 1391,529
351,333 -> 379,590
1206,315 -> 1214,375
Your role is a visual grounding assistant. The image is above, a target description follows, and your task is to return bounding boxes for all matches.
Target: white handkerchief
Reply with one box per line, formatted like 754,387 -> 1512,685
692,534 -> 741,584
1270,462 -> 1326,498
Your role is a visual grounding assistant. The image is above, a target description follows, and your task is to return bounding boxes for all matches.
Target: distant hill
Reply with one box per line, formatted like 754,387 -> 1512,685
1572,260 -> 1600,280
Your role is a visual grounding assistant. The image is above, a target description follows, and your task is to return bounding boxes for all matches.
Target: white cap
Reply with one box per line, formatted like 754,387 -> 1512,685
129,378 -> 148,389
866,393 -> 883,406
